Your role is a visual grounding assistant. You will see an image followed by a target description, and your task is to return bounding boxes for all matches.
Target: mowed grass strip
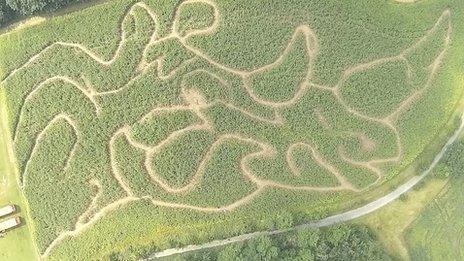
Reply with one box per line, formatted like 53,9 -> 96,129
0,89 -> 38,260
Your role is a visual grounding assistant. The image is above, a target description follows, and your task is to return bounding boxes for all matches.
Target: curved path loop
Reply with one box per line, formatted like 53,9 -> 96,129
21,113 -> 79,189
0,1 -> 453,258
147,111 -> 464,259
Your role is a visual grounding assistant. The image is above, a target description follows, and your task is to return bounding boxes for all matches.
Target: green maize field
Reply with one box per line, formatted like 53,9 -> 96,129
0,0 -> 463,259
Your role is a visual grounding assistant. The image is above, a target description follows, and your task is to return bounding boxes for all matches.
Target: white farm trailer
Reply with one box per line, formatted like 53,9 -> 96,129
0,205 -> 20,235
0,205 -> 16,218
0,217 -> 21,232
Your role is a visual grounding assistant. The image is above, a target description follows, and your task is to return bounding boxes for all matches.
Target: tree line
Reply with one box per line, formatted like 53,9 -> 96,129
112,224 -> 391,260
0,0 -> 86,26
185,224 -> 392,260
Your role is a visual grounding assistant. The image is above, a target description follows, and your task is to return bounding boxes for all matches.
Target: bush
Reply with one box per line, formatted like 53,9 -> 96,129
180,225 -> 391,260
1,0 -> 88,26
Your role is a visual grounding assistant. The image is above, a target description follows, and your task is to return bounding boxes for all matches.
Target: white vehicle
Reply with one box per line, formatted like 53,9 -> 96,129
0,217 -> 21,232
0,205 -> 16,218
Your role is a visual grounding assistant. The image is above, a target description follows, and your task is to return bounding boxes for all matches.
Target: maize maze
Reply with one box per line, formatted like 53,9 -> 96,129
0,0 -> 458,258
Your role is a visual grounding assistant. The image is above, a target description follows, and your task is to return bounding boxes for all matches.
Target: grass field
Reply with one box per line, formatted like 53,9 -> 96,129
360,178 -> 447,260
355,131 -> 464,261
405,138 -> 464,260
0,0 -> 463,259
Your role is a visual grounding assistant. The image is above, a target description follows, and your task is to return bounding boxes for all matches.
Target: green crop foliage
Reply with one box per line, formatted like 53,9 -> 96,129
131,109 -> 201,146
0,0 -> 463,259
174,1 -> 216,37
340,60 -> 415,118
247,32 -> 310,103
150,129 -> 214,188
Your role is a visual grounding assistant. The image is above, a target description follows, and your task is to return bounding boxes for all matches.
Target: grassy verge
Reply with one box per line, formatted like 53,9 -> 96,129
358,177 -> 446,260
358,121 -> 464,260
405,177 -> 464,260
404,135 -> 464,260
0,88 -> 38,261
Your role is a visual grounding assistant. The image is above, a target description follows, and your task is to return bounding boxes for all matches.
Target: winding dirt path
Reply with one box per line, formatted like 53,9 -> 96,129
146,111 -> 464,259
21,113 -> 79,189
13,76 -> 100,143
286,142 -> 355,189
41,196 -> 141,258
0,1 -> 453,257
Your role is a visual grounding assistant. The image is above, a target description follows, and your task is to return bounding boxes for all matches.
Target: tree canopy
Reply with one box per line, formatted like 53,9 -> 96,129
0,0 -> 85,26
177,224 -> 391,261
